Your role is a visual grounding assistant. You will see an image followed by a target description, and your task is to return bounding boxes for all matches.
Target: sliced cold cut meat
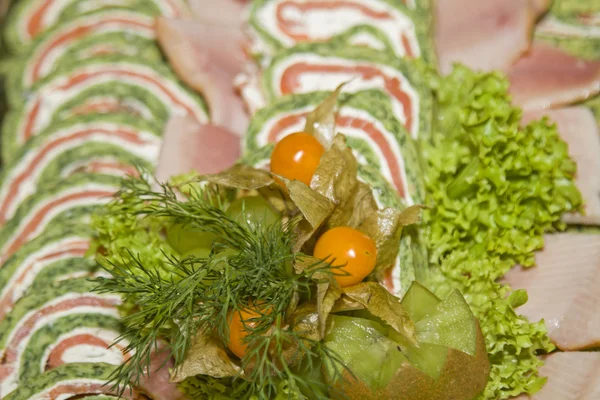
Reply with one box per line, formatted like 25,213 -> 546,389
0,114 -> 161,224
187,0 -> 248,27
507,41 -> 600,110
435,0 -> 537,74
522,107 -> 600,225
155,115 -> 242,183
503,233 -> 600,350
514,352 -> 600,400
1,55 -> 208,163
156,17 -> 249,136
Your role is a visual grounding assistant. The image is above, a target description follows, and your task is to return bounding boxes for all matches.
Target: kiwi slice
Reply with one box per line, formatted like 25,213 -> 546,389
401,281 -> 441,322
414,290 -> 477,356
324,282 -> 490,400
323,316 -> 408,390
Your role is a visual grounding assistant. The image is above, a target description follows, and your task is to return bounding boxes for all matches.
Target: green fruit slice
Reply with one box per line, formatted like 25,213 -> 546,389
415,290 -> 477,356
400,281 -> 440,323
324,316 -> 407,390
324,283 -> 490,400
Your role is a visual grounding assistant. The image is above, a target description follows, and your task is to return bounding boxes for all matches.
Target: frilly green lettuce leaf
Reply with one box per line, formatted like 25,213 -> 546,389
90,178 -> 177,314
422,65 -> 582,269
420,65 -> 574,400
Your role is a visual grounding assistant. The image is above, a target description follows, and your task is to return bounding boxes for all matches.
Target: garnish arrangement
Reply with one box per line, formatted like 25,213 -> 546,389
92,98 -> 490,399
0,0 -> 597,399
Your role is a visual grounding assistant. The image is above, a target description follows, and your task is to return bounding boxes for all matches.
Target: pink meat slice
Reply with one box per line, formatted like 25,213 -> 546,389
435,0 -> 536,74
508,42 -> 600,110
155,115 -> 241,183
156,16 -> 249,136
503,233 -> 600,350
530,0 -> 551,17
522,107 -> 600,225
138,345 -> 188,400
187,0 -> 248,26
513,352 -> 600,400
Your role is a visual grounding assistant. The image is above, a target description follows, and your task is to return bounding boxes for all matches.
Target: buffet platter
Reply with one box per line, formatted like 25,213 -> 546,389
0,1 -> 598,399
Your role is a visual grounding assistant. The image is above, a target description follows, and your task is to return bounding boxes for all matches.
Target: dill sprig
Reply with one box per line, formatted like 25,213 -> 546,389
93,174 -> 346,399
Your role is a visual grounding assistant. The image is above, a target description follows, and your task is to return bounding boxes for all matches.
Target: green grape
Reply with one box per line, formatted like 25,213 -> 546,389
225,196 -> 280,229
182,247 -> 212,260
167,223 -> 217,254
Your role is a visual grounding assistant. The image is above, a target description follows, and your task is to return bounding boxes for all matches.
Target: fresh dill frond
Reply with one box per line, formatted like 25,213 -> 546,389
92,173 -> 344,399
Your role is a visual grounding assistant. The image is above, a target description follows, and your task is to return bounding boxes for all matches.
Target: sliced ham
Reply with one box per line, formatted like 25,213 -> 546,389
530,0 -> 551,17
435,0 -> 536,74
522,107 -> 600,225
138,345 -> 187,400
156,17 -> 249,136
514,352 -> 600,399
155,115 -> 241,183
503,234 -> 600,350
187,0 -> 248,26
508,42 -> 600,110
